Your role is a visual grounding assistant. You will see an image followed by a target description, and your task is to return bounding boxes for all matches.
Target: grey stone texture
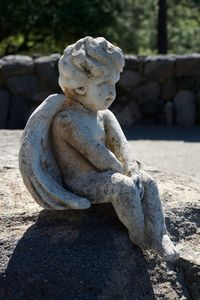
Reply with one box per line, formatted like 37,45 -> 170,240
0,53 -> 200,128
144,55 -> 176,81
118,70 -> 141,91
174,90 -> 196,127
176,54 -> 200,77
0,55 -> 34,77
0,89 -> 10,128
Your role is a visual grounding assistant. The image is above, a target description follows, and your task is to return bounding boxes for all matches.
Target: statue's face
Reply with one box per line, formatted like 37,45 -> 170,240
81,67 -> 120,112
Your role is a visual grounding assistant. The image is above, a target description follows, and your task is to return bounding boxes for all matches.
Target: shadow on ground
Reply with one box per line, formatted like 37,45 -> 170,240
0,204 -> 156,300
124,126 -> 200,142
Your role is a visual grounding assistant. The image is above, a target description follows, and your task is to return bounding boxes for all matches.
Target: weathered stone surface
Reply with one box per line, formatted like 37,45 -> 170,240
196,90 -> 200,123
161,80 -> 176,102
7,96 -> 30,129
34,56 -> 60,90
174,90 -> 196,127
32,90 -> 51,103
134,81 -> 160,103
1,130 -> 200,299
164,101 -> 174,126
0,61 -> 6,87
0,205 -> 160,300
195,76 -> 200,91
0,55 -> 34,77
124,55 -> 139,70
134,81 -> 161,115
20,37 -> 179,268
144,56 -> 175,81
176,54 -> 200,77
176,77 -> 196,91
0,89 -> 10,128
118,70 -> 142,91
112,100 -> 141,126
6,75 -> 38,97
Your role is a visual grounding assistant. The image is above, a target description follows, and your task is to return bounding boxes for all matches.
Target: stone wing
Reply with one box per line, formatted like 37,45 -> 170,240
19,93 -> 91,210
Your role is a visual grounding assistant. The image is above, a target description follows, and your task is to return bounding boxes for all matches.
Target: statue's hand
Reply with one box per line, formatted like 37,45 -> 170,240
71,197 -> 91,209
109,156 -> 124,174
132,173 -> 144,199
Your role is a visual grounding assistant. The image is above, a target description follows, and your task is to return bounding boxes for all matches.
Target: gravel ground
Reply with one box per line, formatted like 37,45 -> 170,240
1,127 -> 200,178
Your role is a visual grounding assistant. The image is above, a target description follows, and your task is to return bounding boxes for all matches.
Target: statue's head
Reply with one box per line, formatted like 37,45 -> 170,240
58,36 -> 125,111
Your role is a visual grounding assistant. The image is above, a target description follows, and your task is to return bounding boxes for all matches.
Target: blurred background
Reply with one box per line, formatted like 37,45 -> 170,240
0,0 -> 200,129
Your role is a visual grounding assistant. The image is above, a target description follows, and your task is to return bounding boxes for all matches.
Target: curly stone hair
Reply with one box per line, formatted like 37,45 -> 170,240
58,36 -> 125,94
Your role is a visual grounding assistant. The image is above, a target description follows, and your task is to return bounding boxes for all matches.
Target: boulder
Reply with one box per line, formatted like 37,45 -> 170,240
0,60 -> 6,87
34,56 -> 60,91
144,56 -> 175,81
133,81 -> 161,115
164,101 -> 174,126
176,77 -> 196,91
6,75 -> 38,98
118,70 -> 142,91
124,55 -> 139,71
0,89 -> 10,128
161,80 -> 176,102
174,90 -> 196,127
0,55 -> 34,78
195,75 -> 200,91
6,96 -> 31,129
196,90 -> 200,123
176,54 -> 200,77
112,100 -> 141,126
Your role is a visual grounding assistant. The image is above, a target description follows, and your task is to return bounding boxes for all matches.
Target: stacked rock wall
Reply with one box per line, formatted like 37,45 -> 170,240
0,54 -> 200,128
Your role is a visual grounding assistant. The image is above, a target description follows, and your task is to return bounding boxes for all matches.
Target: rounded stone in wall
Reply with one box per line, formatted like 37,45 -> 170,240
133,81 -> 161,115
196,90 -> 200,123
34,55 -> 60,90
161,80 -> 176,102
176,54 -> 200,77
0,55 -> 34,77
7,95 -> 31,129
144,55 -> 175,81
112,100 -> 141,126
164,101 -> 174,126
6,75 -> 38,99
118,70 -> 142,91
0,88 -> 10,128
133,81 -> 160,103
32,90 -> 54,103
124,55 -> 139,70
176,77 -> 196,91
174,90 -> 196,127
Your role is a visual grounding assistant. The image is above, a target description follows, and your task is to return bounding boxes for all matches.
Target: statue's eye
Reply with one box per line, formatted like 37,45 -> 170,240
78,87 -> 84,91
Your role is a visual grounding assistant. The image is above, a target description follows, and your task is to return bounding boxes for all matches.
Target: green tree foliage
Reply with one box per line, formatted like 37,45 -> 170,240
0,0 -> 124,55
168,0 -> 200,54
0,0 -> 199,56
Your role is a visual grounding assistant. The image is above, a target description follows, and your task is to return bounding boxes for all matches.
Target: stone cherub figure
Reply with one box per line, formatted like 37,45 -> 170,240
19,36 -> 179,261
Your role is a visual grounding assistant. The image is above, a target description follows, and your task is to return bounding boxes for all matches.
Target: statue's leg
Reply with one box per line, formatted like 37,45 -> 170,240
68,171 -> 146,248
139,170 -> 179,261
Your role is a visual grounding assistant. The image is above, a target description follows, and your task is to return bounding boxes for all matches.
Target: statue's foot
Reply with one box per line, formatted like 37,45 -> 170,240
154,234 -> 180,262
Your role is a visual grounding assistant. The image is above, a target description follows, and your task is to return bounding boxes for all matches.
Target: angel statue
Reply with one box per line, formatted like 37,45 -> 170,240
19,36 -> 179,261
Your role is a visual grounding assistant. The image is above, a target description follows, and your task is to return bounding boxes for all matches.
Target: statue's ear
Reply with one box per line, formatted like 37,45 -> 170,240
74,87 -> 86,95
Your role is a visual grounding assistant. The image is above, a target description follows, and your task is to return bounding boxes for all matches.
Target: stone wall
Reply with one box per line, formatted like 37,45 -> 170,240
0,54 -> 200,128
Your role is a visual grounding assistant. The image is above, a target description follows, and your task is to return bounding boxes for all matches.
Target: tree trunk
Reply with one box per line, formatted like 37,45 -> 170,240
157,0 -> 168,54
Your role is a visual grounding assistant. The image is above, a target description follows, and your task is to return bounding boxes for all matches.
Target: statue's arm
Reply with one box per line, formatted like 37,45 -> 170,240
54,111 -> 124,173
104,110 -> 140,176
